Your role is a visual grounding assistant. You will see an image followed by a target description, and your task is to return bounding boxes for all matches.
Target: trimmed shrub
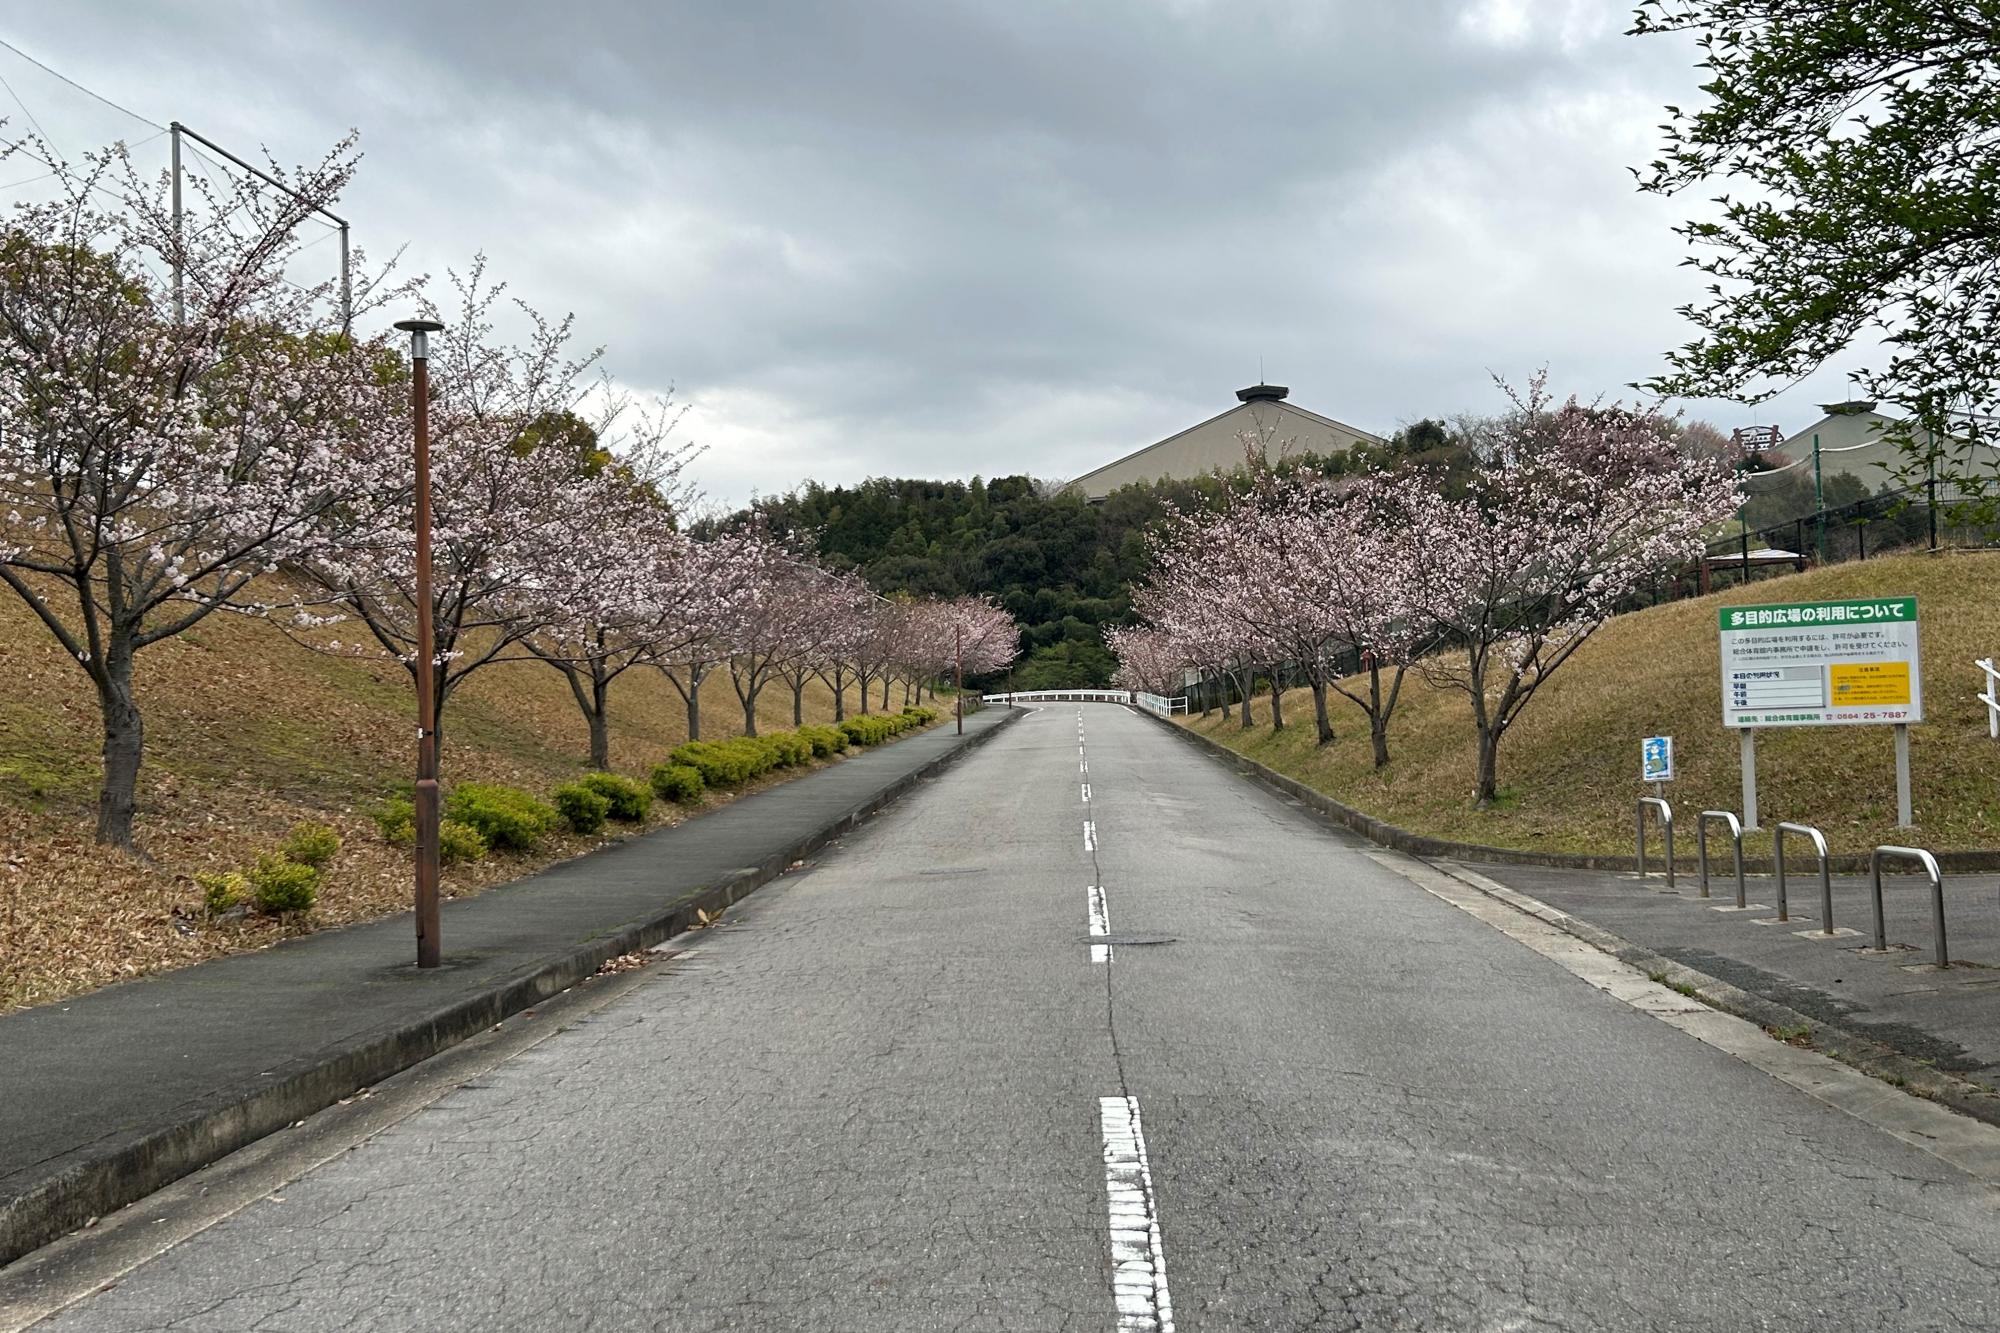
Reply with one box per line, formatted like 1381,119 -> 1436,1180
668,741 -> 753,789
554,781 -> 611,835
444,782 -> 560,852
581,771 -> 652,822
799,724 -> 844,758
902,705 -> 939,724
650,762 -> 705,804
839,714 -> 907,746
250,853 -> 318,915
197,870 -> 246,916
375,797 -> 416,846
438,818 -> 488,865
768,732 -> 812,768
282,821 -> 341,867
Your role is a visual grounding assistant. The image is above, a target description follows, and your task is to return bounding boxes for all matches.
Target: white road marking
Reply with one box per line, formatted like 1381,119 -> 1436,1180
1081,782 -> 1092,803
1080,758 -> 1089,775
1099,1096 -> 1174,1333
1089,883 -> 1112,963
1083,820 -> 1097,852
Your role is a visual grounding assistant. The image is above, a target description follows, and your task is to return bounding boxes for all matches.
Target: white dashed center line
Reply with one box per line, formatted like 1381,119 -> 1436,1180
1099,1095 -> 1175,1332
1088,883 -> 1112,963
1083,820 -> 1097,852
1081,782 -> 1092,803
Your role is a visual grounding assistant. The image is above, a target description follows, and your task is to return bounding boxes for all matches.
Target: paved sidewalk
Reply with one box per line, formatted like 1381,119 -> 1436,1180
0,709 -> 1014,1265
1463,860 -> 2000,1093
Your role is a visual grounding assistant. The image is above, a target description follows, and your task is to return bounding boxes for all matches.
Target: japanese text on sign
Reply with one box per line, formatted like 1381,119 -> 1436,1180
1718,597 -> 1921,728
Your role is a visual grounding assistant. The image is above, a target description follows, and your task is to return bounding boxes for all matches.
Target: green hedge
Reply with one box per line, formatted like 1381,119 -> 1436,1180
650,762 -> 705,804
445,782 -> 560,852
553,781 -> 611,834
580,771 -> 652,822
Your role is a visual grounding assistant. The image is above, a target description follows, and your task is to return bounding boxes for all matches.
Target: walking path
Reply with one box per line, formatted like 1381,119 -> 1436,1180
0,710 -> 1013,1266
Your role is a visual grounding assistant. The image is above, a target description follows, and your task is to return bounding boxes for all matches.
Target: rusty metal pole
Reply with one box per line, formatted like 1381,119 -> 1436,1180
396,318 -> 446,968
955,624 -> 964,735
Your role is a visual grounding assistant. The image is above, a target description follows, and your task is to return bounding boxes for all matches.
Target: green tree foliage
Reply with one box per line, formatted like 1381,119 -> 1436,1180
1632,1 -> 2000,522
720,475 -> 1231,687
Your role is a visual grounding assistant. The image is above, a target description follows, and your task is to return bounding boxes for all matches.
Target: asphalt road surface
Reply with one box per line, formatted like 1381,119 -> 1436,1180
24,705 -> 2000,1331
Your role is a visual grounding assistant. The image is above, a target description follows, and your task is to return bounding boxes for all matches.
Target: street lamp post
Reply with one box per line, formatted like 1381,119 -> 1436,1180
395,318 -> 446,969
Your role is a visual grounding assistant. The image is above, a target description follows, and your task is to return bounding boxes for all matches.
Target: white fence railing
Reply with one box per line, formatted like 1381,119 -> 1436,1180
1979,658 -> 2000,739
983,690 -> 1188,717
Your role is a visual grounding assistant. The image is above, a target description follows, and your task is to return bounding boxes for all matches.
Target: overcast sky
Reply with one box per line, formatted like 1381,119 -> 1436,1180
2,2 -> 1871,508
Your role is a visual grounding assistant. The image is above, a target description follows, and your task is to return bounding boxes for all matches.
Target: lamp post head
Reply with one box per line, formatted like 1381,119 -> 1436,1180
394,318 -> 445,360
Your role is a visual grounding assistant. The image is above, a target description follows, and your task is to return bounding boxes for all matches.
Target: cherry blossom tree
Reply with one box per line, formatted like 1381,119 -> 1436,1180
1400,380 -> 1739,804
0,134 -> 399,847
1105,625 -> 1188,697
290,264 -> 692,748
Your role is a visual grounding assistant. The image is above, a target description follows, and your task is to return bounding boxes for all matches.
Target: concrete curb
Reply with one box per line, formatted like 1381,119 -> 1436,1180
1143,711 -> 2000,874
0,710 -> 1019,1269
1150,711 -> 2000,1130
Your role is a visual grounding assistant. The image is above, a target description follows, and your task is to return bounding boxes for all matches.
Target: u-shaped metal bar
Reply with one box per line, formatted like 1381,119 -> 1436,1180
1696,810 -> 1745,907
1772,821 -> 1830,928
1636,797 -> 1674,889
1870,845 -> 1947,967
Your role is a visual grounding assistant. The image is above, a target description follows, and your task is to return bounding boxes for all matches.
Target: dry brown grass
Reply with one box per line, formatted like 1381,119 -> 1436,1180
0,592 -> 940,1013
1184,550 -> 2000,861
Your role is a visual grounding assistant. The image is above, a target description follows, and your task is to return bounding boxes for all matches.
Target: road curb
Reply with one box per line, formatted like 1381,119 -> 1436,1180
0,709 -> 1020,1269
1140,711 -> 2000,873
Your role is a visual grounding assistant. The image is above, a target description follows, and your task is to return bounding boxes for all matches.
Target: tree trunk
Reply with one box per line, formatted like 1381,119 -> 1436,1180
94,640 -> 143,849
792,679 -> 805,728
1474,726 -> 1501,805
686,677 -> 702,741
1237,671 -> 1252,729
741,688 -> 759,737
586,663 -> 614,771
881,676 -> 891,710
1268,672 -> 1285,730
1309,677 -> 1335,746
1367,663 -> 1390,769
833,672 -> 846,721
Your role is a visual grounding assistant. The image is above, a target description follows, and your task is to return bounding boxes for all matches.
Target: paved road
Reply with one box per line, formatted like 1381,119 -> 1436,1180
24,705 -> 2000,1330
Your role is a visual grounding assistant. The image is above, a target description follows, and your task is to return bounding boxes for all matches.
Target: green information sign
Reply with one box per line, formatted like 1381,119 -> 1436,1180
1717,597 -> 1921,728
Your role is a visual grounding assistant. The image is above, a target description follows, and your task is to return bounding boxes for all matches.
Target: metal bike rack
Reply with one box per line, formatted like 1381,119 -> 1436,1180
1636,797 -> 1674,888
1772,821 -> 1831,928
1696,810 -> 1746,907
1869,845 -> 1948,967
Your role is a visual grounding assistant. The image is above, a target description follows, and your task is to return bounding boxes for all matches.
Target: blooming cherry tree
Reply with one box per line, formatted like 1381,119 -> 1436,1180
0,134 -> 398,846
1400,381 -> 1740,803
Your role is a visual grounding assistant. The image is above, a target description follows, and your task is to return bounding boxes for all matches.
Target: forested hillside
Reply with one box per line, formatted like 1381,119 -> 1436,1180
727,427 -> 1464,687
729,476 -> 1181,687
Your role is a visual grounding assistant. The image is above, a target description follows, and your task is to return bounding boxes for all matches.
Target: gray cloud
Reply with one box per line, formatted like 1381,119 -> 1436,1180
3,2 -> 1868,506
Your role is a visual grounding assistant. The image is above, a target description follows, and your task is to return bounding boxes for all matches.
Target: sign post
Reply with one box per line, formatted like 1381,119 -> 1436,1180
1718,597 -> 1922,829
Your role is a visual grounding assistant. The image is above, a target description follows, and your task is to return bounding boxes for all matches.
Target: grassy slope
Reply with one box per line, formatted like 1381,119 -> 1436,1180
0,593 -> 932,1012
1185,550 -> 2000,861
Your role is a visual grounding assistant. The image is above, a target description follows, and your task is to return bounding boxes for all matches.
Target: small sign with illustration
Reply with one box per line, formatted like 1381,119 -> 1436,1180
1641,735 -> 1673,783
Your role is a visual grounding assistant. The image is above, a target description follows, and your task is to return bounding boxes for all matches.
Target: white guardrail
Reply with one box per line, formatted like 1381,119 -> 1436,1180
1980,657 -> 2000,739
983,690 -> 1189,718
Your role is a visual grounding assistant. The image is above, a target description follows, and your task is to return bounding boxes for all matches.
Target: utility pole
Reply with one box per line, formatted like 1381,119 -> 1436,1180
169,123 -> 183,325
955,623 -> 964,735
1812,432 -> 1825,564
396,318 -> 446,969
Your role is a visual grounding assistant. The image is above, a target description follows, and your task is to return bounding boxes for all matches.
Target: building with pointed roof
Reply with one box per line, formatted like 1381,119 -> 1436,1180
1070,384 -> 1385,500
